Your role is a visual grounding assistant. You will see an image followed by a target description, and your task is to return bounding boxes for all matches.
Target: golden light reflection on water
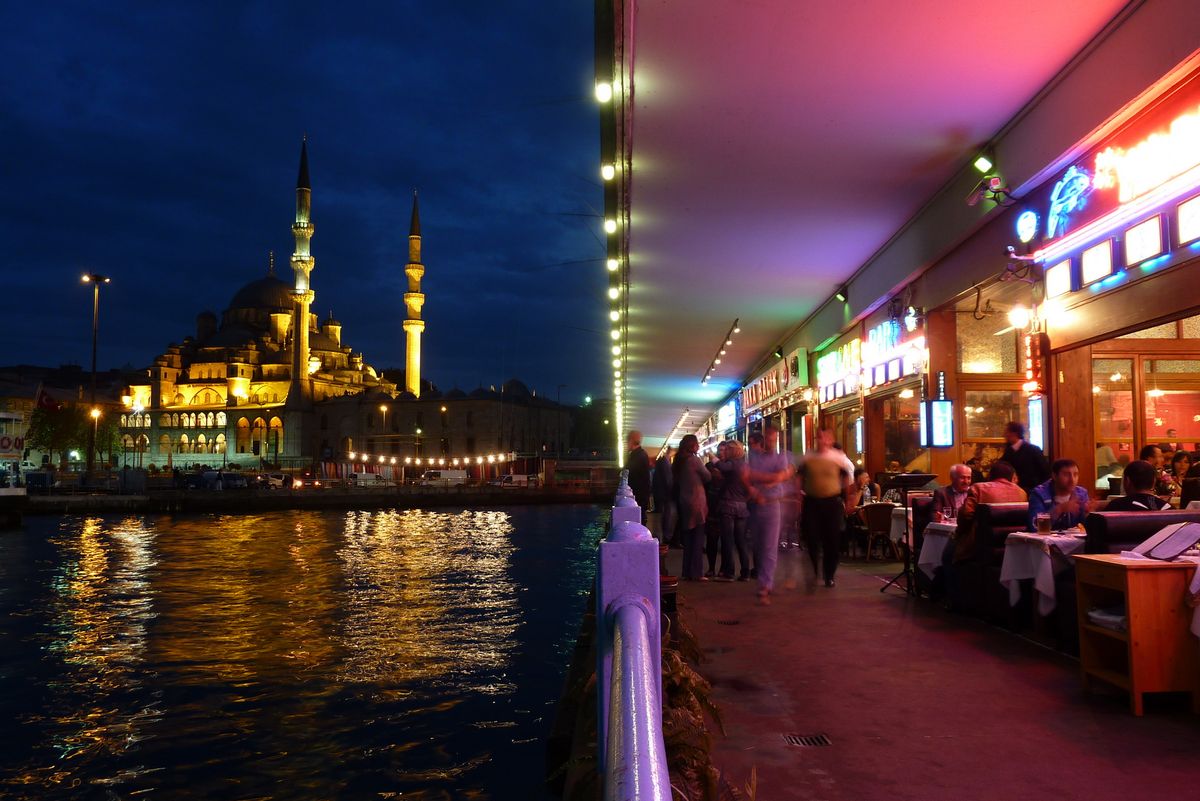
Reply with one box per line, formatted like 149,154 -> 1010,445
2,507 -> 576,800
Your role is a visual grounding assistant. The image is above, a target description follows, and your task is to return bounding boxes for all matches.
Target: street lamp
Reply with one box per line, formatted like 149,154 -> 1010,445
81,273 -> 110,478
90,407 -> 101,471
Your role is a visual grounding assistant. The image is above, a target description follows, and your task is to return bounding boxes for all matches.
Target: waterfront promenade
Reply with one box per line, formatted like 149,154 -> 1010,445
668,549 -> 1200,801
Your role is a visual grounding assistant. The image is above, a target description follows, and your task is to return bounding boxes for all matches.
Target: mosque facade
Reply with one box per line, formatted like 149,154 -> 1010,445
119,143 -> 571,471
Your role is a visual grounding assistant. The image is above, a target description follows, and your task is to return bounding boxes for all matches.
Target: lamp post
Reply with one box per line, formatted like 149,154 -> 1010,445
81,273 -> 110,478
556,384 -> 567,456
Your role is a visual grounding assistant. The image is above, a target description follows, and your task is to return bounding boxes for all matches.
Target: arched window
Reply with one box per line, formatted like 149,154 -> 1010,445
236,418 -> 250,454
171,413 -> 179,427
120,414 -> 128,427
216,411 -> 227,427
269,416 -> 283,456
215,433 -> 227,453
121,434 -> 134,448
161,414 -> 171,428
252,417 -> 267,457
158,434 -> 171,455
174,393 -> 184,405
196,433 -> 207,454
192,388 -> 221,406
179,433 -> 190,454
137,434 -> 149,450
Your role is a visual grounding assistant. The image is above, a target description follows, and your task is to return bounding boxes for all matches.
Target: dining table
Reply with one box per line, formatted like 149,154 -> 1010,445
917,520 -> 957,579
999,530 -> 1088,615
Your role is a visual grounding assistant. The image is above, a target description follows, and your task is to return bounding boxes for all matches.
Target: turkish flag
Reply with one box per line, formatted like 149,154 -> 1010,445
36,389 -> 59,411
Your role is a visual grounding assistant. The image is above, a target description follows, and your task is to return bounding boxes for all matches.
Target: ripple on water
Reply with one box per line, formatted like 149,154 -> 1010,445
0,505 -> 605,800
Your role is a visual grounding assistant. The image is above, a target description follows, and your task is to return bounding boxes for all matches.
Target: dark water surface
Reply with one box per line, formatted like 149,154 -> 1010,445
0,506 -> 604,800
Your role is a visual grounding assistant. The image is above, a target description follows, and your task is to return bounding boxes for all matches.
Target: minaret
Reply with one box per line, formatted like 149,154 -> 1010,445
403,191 -> 425,397
289,138 -> 315,403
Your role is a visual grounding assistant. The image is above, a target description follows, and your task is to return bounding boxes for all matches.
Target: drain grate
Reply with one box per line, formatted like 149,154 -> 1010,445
716,619 -> 740,626
783,733 -> 832,747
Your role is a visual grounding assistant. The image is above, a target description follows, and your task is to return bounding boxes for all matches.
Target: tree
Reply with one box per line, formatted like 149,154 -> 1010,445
26,404 -> 87,467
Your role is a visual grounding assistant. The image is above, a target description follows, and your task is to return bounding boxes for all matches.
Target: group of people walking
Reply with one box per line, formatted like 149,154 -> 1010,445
627,426 -> 854,606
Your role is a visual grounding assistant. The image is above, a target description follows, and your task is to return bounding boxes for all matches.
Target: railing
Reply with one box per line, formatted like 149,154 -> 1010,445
596,475 -> 671,801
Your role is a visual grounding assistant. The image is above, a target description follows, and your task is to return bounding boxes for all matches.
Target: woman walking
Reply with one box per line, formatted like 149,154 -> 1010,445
672,434 -> 711,581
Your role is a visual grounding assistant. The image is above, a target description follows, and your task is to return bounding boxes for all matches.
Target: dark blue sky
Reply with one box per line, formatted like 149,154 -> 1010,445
2,2 -> 606,404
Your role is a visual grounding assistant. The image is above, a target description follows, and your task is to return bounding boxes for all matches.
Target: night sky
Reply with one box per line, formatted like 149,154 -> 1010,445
3,3 -> 606,404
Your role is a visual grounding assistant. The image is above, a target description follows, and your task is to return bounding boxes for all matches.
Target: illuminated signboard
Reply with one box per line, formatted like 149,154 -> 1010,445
1045,259 -> 1073,298
1080,239 -> 1114,285
1180,194 -> 1200,245
1028,397 -> 1045,450
919,400 -> 954,448
815,338 -> 861,398
861,320 -> 925,388
716,400 -> 736,433
1124,215 -> 1164,266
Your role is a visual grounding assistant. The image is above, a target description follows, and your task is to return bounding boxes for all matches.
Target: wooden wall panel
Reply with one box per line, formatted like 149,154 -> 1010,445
1052,345 -> 1094,481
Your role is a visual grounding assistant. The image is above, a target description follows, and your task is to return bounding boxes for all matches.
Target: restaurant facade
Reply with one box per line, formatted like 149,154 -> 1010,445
795,54 -> 1200,490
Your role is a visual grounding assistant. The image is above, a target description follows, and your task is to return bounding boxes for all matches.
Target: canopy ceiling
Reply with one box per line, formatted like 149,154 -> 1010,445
617,0 -> 1130,446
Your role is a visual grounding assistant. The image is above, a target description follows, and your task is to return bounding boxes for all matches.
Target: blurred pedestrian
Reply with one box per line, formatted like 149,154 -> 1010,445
672,434 -> 711,581
626,430 -> 652,522
797,428 -> 854,587
704,441 -> 730,578
652,446 -> 676,545
748,428 -> 794,604
716,441 -> 751,581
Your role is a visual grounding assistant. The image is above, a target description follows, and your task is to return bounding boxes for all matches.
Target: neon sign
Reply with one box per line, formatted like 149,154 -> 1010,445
1092,104 -> 1200,203
1016,210 -> 1038,243
1046,165 -> 1093,239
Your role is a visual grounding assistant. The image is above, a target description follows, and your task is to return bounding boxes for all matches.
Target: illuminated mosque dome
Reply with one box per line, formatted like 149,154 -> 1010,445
228,275 -> 296,312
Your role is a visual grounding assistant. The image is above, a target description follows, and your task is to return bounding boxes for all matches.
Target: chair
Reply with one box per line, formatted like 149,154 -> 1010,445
862,502 -> 899,561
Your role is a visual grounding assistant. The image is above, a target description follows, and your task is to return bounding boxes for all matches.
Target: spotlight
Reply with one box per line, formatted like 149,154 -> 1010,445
595,82 -> 613,103
601,164 -> 615,181
774,347 -> 783,358
607,258 -> 618,271
973,153 -> 994,174
835,286 -> 848,303
604,219 -> 617,234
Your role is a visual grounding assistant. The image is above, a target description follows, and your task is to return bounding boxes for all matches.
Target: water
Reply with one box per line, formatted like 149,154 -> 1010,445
0,505 -> 604,800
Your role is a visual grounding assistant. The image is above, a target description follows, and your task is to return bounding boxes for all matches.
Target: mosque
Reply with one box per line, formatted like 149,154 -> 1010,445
119,142 -> 570,471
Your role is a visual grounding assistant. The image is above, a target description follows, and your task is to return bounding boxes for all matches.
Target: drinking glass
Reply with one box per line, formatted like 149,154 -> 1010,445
1035,512 -> 1051,534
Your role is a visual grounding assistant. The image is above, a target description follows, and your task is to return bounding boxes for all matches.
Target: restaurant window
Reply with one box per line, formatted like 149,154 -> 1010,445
879,390 -> 928,473
960,390 -> 1029,471
1142,358 -> 1200,453
1093,358 -> 1134,485
822,404 -> 863,467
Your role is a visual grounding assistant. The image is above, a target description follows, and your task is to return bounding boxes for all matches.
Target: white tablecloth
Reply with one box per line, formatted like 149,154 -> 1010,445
917,521 -> 956,579
889,506 -> 911,543
999,531 -> 1087,615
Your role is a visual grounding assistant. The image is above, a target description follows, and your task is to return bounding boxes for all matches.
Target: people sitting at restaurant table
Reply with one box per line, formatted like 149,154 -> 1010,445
1138,444 -> 1178,497
1102,460 -> 1171,511
846,467 -> 879,508
942,461 -> 1026,608
999,421 -> 1050,495
931,463 -> 972,521
1170,450 -> 1191,482
1028,458 -> 1091,531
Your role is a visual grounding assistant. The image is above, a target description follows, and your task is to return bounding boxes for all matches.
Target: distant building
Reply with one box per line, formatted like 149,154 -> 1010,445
119,142 -> 570,471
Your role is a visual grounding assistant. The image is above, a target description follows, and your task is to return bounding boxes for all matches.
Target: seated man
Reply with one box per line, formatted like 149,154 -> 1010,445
1028,458 -> 1091,531
931,463 -> 972,522
1103,460 -> 1170,511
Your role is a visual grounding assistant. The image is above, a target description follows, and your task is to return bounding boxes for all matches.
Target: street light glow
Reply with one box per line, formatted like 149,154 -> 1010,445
607,258 -> 618,271
608,287 -> 618,299
604,218 -> 617,234
90,407 -> 101,419
594,81 -> 613,102
601,164 -> 616,181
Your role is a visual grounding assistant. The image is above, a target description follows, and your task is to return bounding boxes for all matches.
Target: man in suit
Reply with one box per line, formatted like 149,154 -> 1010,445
931,463 -> 972,521
999,421 -> 1050,494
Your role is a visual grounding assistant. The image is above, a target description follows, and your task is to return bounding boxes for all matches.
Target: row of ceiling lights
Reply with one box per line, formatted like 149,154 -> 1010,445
597,78 -> 625,438
701,318 -> 742,386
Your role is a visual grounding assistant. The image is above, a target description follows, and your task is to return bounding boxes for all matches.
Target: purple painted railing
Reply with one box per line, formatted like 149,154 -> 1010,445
596,476 -> 671,801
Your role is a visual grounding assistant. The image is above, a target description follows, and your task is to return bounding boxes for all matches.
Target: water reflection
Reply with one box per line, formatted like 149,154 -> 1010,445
0,506 -> 602,800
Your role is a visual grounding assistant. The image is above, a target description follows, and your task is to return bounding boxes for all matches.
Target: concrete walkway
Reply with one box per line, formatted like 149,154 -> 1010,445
669,547 -> 1200,801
